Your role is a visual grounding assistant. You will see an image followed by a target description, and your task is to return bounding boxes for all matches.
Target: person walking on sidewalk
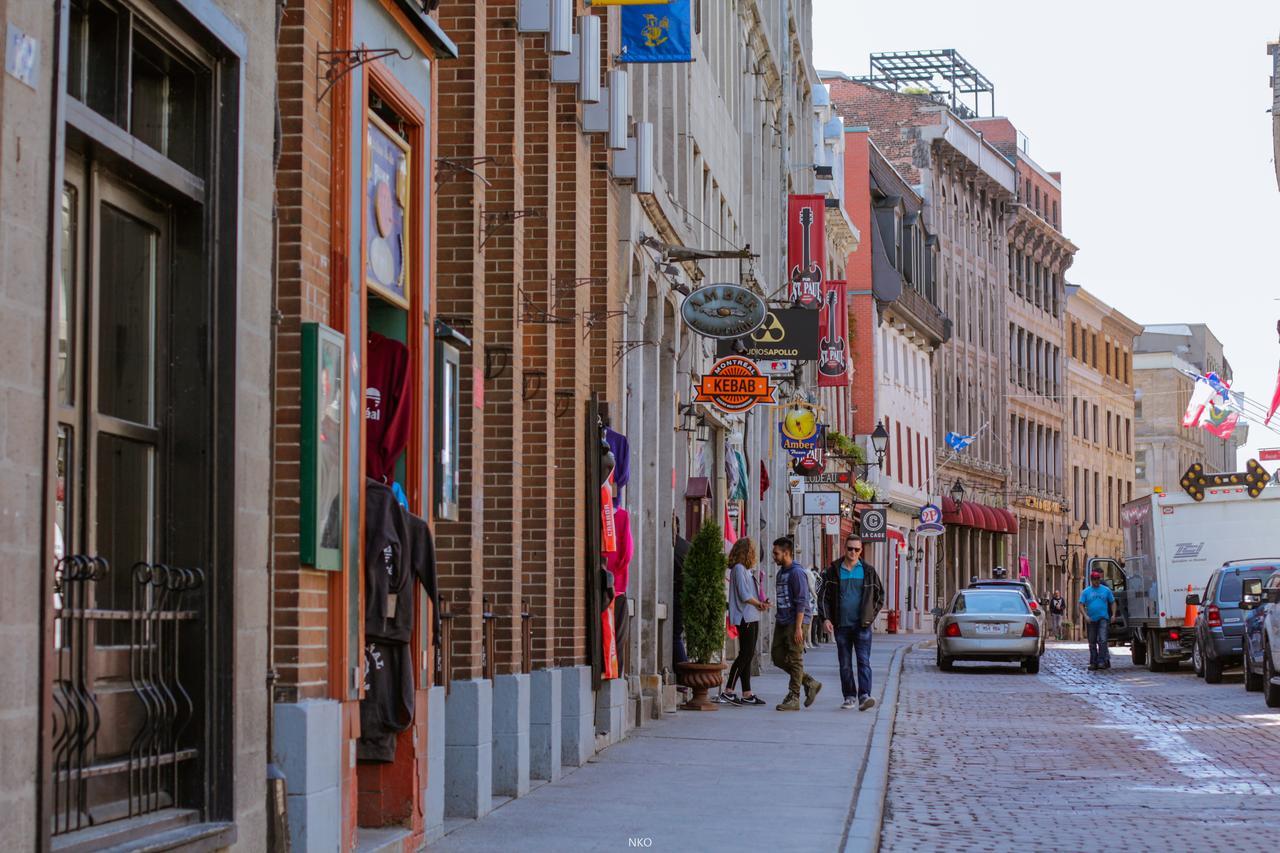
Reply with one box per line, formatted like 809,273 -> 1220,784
770,537 -> 821,711
820,536 -> 884,711
717,537 -> 769,706
1048,590 -> 1066,641
1078,570 -> 1116,671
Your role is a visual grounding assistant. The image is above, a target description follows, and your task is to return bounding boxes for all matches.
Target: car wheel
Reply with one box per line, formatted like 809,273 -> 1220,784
1145,631 -> 1163,673
1244,652 -> 1263,692
1130,639 -> 1146,666
936,647 -> 954,672
1203,650 -> 1224,684
1022,656 -> 1041,675
1192,638 -> 1205,678
1265,642 -> 1280,709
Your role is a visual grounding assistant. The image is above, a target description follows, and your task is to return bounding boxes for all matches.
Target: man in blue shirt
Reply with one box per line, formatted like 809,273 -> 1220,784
820,536 -> 884,710
770,537 -> 821,711
1078,570 -> 1116,670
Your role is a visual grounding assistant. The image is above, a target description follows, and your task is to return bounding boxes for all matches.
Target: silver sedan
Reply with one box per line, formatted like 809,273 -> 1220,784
936,589 -> 1044,674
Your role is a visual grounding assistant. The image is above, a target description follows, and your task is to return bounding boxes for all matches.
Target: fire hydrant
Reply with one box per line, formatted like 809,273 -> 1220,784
887,609 -> 900,634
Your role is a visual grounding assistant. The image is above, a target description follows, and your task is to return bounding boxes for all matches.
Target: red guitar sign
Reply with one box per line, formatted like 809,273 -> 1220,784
818,289 -> 847,377
817,279 -> 849,388
787,195 -> 825,308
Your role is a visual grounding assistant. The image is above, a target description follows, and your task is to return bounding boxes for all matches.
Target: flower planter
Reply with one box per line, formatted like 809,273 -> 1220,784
674,661 -> 727,711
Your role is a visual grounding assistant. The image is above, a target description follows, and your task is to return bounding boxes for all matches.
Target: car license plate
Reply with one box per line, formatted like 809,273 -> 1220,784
1163,641 -> 1180,653
975,624 -> 1006,635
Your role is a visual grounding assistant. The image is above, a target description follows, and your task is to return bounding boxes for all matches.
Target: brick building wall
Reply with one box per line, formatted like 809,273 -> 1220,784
436,1 -> 489,679
273,0 -> 336,703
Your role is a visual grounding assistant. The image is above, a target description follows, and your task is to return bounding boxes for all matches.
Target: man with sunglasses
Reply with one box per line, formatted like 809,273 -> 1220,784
820,536 -> 884,710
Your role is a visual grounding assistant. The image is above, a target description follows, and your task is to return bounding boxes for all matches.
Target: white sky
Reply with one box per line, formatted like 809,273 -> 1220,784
812,0 -> 1280,466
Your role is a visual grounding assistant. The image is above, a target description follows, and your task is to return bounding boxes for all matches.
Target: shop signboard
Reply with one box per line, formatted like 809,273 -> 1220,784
859,507 -> 888,542
692,356 -> 775,414
1260,447 -> 1280,462
680,283 -> 767,339
824,515 -> 840,535
716,309 -> 819,360
301,322 -> 346,571
787,195 -> 825,307
805,471 -> 851,485
817,279 -> 849,387
756,359 -> 794,376
365,112 -> 411,308
802,490 -> 840,516
917,503 -> 945,536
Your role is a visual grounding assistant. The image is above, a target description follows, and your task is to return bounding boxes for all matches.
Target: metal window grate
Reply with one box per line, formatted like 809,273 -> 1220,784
52,556 -> 203,837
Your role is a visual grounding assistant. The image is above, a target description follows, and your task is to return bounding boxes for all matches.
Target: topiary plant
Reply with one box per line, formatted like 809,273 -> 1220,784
681,521 -> 728,664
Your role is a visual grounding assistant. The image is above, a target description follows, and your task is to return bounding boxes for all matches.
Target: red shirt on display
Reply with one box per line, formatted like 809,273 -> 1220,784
606,507 -> 633,596
366,332 -> 412,482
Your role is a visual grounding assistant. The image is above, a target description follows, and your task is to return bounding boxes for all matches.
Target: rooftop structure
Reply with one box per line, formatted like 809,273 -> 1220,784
855,49 -> 996,118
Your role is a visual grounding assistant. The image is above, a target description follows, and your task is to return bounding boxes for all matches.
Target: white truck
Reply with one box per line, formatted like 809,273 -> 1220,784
1090,484 -> 1280,671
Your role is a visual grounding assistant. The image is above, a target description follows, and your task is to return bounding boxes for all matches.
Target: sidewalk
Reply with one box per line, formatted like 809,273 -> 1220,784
431,633 -> 918,852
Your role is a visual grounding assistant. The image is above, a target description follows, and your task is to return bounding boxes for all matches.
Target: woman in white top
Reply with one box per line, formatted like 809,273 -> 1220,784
717,537 -> 771,706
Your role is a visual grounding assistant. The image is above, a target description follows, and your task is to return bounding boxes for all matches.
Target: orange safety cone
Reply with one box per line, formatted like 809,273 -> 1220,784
1183,583 -> 1198,626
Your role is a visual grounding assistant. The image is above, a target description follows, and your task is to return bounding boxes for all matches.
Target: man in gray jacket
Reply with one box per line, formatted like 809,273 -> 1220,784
820,536 -> 884,710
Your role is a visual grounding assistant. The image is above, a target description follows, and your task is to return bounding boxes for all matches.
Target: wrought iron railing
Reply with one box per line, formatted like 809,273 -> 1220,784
51,556 -> 203,837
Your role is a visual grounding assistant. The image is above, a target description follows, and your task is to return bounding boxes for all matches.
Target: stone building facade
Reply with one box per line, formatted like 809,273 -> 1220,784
826,79 -> 1017,603
1065,286 -> 1140,618
1133,324 -> 1248,500
0,0 -> 277,847
970,117 -> 1075,595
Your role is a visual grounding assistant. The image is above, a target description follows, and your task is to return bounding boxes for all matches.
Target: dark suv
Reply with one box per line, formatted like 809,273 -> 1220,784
1190,560 -> 1280,683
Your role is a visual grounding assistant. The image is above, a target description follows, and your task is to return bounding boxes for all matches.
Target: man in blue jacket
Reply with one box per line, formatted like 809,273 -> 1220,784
820,536 -> 884,710
770,537 -> 821,711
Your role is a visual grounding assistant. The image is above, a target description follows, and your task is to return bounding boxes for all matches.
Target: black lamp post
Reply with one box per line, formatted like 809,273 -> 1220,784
871,421 -> 889,468
950,479 -> 966,507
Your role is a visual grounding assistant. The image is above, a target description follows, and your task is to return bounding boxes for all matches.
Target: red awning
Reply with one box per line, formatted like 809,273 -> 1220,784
942,497 -> 1016,533
997,508 -> 1019,534
977,505 -> 1000,533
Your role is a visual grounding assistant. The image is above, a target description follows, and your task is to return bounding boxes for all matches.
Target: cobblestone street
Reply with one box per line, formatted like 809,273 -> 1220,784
882,643 -> 1280,852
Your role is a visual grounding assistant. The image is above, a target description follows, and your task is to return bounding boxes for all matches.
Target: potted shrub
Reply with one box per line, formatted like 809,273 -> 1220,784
674,520 -> 729,710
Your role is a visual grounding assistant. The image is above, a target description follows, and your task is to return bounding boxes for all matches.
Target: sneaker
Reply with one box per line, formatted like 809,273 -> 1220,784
803,680 -> 822,708
859,695 -> 876,711
739,695 -> 766,706
776,695 -> 801,712
1103,661 -> 1112,669
713,692 -> 737,704
1088,664 -> 1099,671
840,698 -> 857,710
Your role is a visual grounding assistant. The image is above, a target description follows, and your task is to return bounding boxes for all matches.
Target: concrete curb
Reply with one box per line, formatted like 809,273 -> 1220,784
841,640 -> 916,853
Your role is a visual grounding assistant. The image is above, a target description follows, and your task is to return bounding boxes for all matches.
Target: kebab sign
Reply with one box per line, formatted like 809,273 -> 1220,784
692,356 -> 776,414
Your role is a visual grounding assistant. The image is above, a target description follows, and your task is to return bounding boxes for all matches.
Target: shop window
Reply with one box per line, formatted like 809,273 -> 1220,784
67,0 -> 209,175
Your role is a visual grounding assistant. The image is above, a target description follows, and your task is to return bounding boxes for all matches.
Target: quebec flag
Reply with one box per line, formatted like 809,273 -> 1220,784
945,432 -> 976,451
620,0 -> 692,63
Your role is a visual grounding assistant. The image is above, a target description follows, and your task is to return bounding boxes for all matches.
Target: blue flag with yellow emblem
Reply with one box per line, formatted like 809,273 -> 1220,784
620,0 -> 692,63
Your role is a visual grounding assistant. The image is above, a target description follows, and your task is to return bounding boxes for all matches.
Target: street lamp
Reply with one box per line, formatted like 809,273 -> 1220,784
871,421 -> 889,467
950,479 -> 966,507
1078,520 -> 1090,543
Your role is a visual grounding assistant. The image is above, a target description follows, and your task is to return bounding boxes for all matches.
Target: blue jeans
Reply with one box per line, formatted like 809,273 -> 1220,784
835,625 -> 873,699
1087,618 -> 1110,666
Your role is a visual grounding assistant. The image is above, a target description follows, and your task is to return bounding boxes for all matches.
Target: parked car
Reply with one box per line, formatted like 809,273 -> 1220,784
1240,572 -> 1280,707
1189,560 -> 1280,683
937,589 -> 1043,674
966,578 -> 1045,630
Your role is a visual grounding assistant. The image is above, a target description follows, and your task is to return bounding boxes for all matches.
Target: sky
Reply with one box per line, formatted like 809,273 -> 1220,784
812,0 -> 1280,466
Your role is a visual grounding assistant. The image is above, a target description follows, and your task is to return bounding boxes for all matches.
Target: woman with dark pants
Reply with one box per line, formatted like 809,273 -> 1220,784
717,537 -> 769,705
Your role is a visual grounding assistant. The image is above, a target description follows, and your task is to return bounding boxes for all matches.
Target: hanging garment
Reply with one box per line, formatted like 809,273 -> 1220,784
606,507 -> 633,596
601,474 -> 617,553
357,641 -> 414,762
604,427 -> 631,496
364,480 -> 414,644
366,332 -> 413,482
407,513 -> 440,645
601,600 -> 619,680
